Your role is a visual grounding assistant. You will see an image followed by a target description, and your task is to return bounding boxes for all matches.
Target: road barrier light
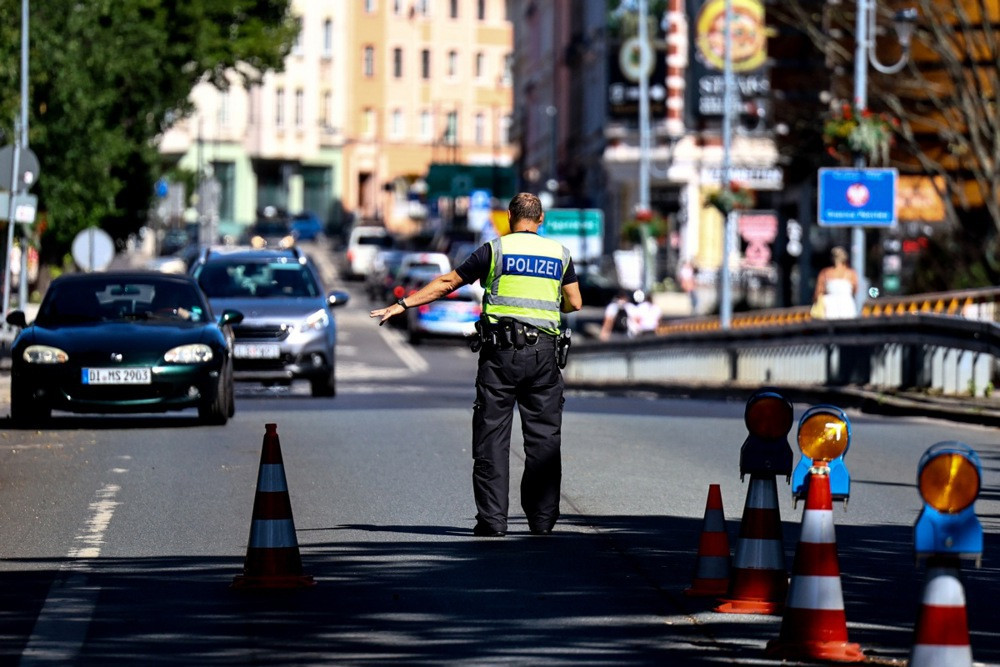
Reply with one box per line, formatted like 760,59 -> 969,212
792,405 -> 852,508
739,390 -> 794,481
914,441 -> 982,566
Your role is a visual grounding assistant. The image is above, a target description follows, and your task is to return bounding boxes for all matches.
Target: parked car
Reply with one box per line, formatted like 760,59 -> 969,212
345,225 -> 392,280
291,212 -> 323,241
5,271 -> 242,426
405,280 -> 483,344
189,246 -> 350,397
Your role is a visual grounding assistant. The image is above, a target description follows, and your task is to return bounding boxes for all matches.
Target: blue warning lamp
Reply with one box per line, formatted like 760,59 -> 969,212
739,390 -> 793,481
791,405 -> 852,507
914,441 -> 983,566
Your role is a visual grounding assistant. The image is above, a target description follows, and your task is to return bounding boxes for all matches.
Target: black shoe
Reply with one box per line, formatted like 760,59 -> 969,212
529,525 -> 553,536
473,522 -> 506,537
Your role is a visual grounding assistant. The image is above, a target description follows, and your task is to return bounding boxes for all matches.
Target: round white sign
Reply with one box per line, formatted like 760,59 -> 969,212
71,227 -> 115,272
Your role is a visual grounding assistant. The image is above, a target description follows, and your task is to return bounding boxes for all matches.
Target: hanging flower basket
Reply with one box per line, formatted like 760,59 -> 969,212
823,104 -> 898,165
705,182 -> 756,215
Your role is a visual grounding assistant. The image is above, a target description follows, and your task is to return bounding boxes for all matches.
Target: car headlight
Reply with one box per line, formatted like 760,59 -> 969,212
164,344 -> 214,364
23,345 -> 69,364
251,236 -> 266,249
280,235 -> 296,248
303,309 -> 329,331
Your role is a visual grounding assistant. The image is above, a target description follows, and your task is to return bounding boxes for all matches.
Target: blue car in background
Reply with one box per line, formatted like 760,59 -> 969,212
292,212 -> 323,241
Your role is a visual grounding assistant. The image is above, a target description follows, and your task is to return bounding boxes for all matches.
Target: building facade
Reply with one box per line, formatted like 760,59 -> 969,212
511,0 -> 784,307
158,0 -> 516,240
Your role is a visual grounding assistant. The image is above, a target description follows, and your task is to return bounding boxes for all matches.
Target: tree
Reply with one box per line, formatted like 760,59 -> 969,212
0,0 -> 297,263
772,0 -> 1000,288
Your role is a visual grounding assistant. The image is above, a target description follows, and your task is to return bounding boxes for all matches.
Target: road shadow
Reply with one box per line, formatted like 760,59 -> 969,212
0,511 -> 996,665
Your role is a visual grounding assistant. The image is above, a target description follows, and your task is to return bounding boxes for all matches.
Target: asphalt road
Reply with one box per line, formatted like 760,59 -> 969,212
0,242 -> 996,665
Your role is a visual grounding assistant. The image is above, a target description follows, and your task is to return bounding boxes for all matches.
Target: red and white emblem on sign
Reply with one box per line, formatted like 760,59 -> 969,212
846,183 -> 870,207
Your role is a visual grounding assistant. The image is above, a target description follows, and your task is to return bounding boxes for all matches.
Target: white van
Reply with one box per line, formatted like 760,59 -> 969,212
345,226 -> 392,279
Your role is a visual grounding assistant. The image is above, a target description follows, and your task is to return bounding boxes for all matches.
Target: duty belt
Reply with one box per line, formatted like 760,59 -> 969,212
470,316 -> 554,351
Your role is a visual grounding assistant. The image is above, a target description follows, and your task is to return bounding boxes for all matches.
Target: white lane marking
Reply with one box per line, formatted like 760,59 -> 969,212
377,325 -> 430,373
22,469 -> 127,665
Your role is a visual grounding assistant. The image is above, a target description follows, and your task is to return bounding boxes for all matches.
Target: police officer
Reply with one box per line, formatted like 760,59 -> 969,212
370,193 -> 582,537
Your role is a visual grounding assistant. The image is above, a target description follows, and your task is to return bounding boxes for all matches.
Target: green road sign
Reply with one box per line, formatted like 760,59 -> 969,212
539,208 -> 604,262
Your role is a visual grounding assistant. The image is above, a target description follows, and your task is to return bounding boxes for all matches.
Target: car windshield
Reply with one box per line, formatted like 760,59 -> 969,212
197,261 -> 320,298
36,279 -> 208,326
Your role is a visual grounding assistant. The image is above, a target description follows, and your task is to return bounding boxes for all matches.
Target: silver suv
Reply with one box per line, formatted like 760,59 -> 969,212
190,246 -> 350,396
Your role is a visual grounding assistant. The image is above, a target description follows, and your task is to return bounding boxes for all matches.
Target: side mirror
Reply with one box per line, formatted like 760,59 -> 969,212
219,309 -> 244,326
327,290 -> 351,308
6,311 -> 27,329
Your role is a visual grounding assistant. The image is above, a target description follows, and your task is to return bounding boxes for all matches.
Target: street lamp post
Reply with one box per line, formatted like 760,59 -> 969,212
851,1 -> 917,307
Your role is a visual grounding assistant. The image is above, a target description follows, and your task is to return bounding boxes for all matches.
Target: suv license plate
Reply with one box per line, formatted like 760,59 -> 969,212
83,368 -> 152,385
234,343 -> 281,359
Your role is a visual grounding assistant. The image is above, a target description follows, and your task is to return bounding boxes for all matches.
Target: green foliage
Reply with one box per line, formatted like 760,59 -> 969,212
0,0 -> 297,262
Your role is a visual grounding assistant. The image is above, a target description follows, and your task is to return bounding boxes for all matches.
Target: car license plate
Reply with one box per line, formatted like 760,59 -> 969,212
82,368 -> 152,385
234,343 -> 281,359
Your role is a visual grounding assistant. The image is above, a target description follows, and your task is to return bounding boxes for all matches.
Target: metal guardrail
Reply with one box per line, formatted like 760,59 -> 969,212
566,312 -> 1000,398
657,287 -> 1000,335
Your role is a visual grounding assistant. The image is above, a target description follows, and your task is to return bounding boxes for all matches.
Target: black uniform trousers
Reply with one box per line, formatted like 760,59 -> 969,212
472,336 -> 563,533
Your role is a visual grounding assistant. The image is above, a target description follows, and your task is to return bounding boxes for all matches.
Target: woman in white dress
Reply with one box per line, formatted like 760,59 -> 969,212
814,246 -> 858,319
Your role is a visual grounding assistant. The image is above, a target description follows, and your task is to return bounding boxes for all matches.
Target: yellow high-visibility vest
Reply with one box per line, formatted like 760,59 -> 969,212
483,232 -> 569,335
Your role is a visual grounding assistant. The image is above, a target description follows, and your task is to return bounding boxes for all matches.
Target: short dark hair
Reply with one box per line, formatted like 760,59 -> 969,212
508,192 -> 542,224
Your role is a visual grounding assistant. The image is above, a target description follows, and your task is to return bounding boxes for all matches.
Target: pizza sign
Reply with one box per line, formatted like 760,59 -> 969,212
694,0 -> 768,73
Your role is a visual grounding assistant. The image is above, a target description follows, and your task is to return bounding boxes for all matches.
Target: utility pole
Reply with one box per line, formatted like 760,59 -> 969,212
719,0 -> 736,329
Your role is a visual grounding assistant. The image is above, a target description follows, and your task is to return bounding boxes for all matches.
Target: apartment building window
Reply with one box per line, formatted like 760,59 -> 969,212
322,19 -> 332,57
294,89 -> 304,128
363,45 -> 375,77
364,0 -> 376,13
474,112 -> 485,146
447,49 -> 458,78
474,52 -> 484,80
501,53 -> 513,86
414,0 -> 428,16
421,49 -> 430,79
363,108 -> 376,138
445,111 -> 458,145
321,90 -> 332,129
291,30 -> 303,56
477,0 -> 486,20
419,110 -> 433,143
393,0 -> 403,15
393,47 -> 403,78
500,113 -> 512,145
275,88 -> 285,128
217,89 -> 230,128
449,0 -> 458,18
390,109 -> 404,139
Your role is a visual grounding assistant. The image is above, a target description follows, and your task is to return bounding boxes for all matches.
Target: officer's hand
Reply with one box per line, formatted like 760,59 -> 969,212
369,304 -> 402,326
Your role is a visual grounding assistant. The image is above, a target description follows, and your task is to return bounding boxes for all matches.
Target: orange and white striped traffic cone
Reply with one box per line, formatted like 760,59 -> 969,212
685,484 -> 731,596
232,423 -> 316,589
766,469 -> 863,662
909,558 -> 973,667
715,474 -> 788,614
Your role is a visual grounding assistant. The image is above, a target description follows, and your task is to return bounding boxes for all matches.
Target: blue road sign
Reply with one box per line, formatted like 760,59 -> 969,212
818,168 -> 898,227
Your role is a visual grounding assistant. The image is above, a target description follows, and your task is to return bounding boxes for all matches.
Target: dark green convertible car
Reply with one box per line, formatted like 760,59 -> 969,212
5,271 -> 243,426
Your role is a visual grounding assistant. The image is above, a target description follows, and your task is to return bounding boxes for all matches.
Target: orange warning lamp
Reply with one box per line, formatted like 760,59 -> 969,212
918,445 -> 980,514
791,405 -> 852,506
744,391 -> 794,440
797,409 -> 849,463
914,441 -> 982,563
739,390 -> 794,480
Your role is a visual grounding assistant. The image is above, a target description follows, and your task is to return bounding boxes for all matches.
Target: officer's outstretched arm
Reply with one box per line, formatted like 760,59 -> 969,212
561,281 -> 583,313
370,270 -> 466,326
